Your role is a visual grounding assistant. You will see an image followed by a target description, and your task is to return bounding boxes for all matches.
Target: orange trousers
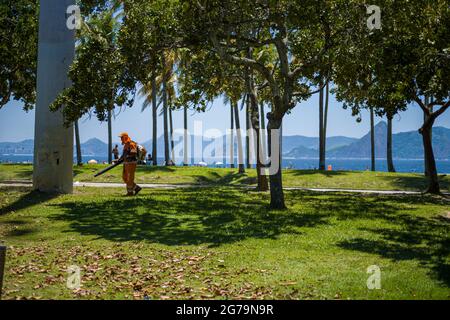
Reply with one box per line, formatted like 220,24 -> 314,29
122,163 -> 137,193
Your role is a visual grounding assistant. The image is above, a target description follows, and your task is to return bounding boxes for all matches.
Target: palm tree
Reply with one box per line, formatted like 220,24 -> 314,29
260,102 -> 267,162
370,106 -> 376,171
151,73 -> 158,165
139,72 -> 160,166
234,99 -> 245,173
169,107 -> 175,164
319,82 -> 325,170
229,100 -> 235,168
183,105 -> 188,166
323,81 -> 329,165
245,94 -> 252,169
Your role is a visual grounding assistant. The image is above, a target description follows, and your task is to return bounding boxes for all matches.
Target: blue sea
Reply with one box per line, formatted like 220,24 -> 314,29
1,154 -> 449,174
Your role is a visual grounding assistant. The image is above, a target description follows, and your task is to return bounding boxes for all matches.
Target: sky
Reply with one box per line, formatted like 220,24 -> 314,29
1,92 -> 449,143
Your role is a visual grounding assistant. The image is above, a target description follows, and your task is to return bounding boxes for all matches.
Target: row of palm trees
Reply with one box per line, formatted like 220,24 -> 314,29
73,83 -> 401,174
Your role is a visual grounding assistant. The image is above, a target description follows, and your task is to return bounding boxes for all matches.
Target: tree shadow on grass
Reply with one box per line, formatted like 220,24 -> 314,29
330,194 -> 450,287
136,166 -> 176,173
383,174 -> 450,192
49,189 -> 330,247
0,188 -> 59,216
287,169 -> 348,177
47,189 -> 449,286
192,172 -> 256,186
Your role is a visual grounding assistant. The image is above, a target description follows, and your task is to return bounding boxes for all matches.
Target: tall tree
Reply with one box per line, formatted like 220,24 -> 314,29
161,56 -> 170,166
169,107 -> 175,164
234,99 -> 245,174
334,0 -> 449,193
183,105 -> 188,166
370,106 -> 376,172
318,80 -> 325,170
228,99 -> 235,168
152,74 -> 158,165
121,0 -> 340,208
323,81 -> 329,167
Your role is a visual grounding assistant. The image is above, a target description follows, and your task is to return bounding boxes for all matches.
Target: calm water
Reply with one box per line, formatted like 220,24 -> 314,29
1,154 -> 449,173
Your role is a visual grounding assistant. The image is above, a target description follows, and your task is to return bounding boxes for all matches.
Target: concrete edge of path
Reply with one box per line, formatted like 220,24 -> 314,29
0,180 -> 449,196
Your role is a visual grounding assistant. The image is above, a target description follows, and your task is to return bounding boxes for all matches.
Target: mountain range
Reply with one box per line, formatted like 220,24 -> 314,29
1,122 -> 449,160
286,122 -> 450,160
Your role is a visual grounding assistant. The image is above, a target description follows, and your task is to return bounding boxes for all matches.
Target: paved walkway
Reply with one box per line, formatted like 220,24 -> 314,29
1,180 -> 449,195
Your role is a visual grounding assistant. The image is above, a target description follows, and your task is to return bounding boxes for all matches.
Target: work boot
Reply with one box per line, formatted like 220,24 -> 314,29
134,185 -> 142,196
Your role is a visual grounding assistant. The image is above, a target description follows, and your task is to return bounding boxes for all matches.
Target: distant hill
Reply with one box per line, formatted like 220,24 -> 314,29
282,135 -> 358,153
2,124 -> 449,160
327,121 -> 389,159
0,139 -> 34,154
287,122 -> 450,160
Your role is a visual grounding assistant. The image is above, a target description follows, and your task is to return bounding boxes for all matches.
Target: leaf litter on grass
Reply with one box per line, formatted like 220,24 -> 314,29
3,243 -> 275,300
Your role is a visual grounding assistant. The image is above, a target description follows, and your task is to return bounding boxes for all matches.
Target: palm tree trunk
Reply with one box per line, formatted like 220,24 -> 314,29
423,96 -> 429,176
74,120 -> 82,166
323,81 -> 329,168
230,102 -> 235,168
151,73 -> 158,166
247,75 -> 268,191
246,94 -> 251,169
387,114 -> 396,172
260,102 -> 268,164
234,101 -> 245,173
370,106 -> 375,171
107,110 -> 112,164
169,107 -> 175,164
162,57 -> 170,166
319,81 -> 325,170
183,105 -> 188,166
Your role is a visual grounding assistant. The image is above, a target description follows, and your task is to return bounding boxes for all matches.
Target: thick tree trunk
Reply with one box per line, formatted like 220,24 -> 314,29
423,96 -> 433,176
183,105 -> 188,166
74,120 -> 82,166
420,124 -> 440,194
230,102 -> 235,168
33,0 -> 74,194
318,81 -> 325,170
107,110 -> 112,164
387,115 -> 396,172
370,106 -> 375,171
267,116 -> 286,209
233,101 -> 245,173
169,107 -> 175,164
151,74 -> 158,166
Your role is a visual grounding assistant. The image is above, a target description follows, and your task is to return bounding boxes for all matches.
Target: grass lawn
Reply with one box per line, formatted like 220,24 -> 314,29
0,186 -> 449,299
1,164 -> 449,192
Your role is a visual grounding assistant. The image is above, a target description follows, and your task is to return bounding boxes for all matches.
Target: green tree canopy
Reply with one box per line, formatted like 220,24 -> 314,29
0,0 -> 38,110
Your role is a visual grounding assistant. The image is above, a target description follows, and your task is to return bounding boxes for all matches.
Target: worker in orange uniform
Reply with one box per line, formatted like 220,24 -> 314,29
119,132 -> 142,196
